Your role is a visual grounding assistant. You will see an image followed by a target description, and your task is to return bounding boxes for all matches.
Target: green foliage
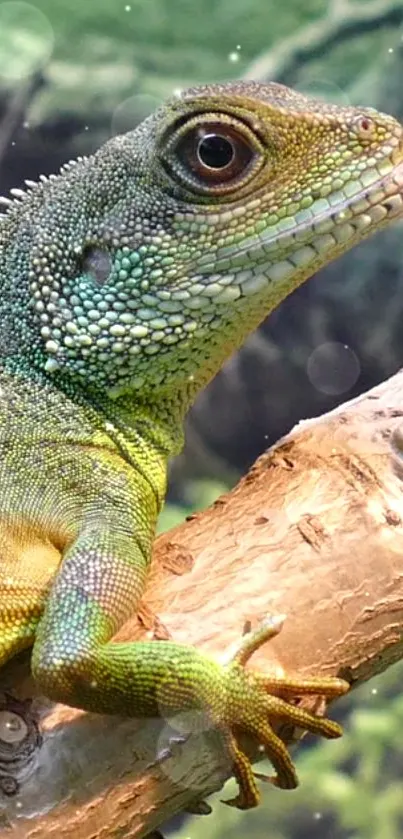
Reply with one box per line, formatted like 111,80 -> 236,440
2,0 -> 325,74
2,0 -> 398,124
1,0 -> 323,120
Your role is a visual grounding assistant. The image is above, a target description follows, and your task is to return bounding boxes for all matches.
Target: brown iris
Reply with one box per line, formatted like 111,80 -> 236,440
179,122 -> 255,185
160,114 -> 264,195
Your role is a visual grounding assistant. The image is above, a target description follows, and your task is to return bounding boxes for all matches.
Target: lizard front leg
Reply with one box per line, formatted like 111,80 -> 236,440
31,484 -> 348,809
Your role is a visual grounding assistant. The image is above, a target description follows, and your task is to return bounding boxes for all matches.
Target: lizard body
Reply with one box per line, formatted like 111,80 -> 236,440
0,81 -> 403,808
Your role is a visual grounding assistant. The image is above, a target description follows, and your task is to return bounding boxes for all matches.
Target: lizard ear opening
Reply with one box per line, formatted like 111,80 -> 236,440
80,246 -> 112,287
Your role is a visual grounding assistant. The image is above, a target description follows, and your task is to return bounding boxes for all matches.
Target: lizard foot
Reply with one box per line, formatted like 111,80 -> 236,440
217,615 -> 349,809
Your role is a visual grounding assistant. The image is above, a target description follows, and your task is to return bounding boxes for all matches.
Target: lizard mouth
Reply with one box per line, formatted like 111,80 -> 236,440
195,160 -> 403,284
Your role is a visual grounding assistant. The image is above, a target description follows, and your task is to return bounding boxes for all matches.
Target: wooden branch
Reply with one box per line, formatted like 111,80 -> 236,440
2,369 -> 403,838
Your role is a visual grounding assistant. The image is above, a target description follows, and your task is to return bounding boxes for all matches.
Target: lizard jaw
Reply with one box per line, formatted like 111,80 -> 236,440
194,160 -> 403,290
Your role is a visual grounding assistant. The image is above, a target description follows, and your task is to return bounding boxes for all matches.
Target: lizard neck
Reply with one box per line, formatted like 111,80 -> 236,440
0,356 -> 184,496
87,386 -> 186,461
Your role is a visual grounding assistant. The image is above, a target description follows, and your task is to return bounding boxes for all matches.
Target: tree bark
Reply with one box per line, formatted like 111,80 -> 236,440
2,370 -> 403,838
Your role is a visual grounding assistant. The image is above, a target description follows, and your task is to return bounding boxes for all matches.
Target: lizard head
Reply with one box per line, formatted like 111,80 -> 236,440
1,81 -> 403,408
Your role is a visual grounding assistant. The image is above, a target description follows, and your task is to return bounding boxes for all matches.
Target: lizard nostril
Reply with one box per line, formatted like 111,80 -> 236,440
353,115 -> 376,139
359,118 -> 372,132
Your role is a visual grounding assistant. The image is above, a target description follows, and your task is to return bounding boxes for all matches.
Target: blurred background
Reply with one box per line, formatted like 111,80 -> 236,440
1,0 -> 403,836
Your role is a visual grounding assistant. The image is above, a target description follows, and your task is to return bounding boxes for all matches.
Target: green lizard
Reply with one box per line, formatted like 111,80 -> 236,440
0,80 -> 402,810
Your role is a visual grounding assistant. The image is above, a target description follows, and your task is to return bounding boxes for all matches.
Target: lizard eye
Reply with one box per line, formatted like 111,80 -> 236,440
81,246 -> 112,286
160,115 -> 264,196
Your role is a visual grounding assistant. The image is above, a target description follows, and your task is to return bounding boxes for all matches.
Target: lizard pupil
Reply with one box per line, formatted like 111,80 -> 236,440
197,134 -> 235,170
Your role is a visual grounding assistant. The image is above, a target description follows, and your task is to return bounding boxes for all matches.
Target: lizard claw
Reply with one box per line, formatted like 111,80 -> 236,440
216,615 -> 349,809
